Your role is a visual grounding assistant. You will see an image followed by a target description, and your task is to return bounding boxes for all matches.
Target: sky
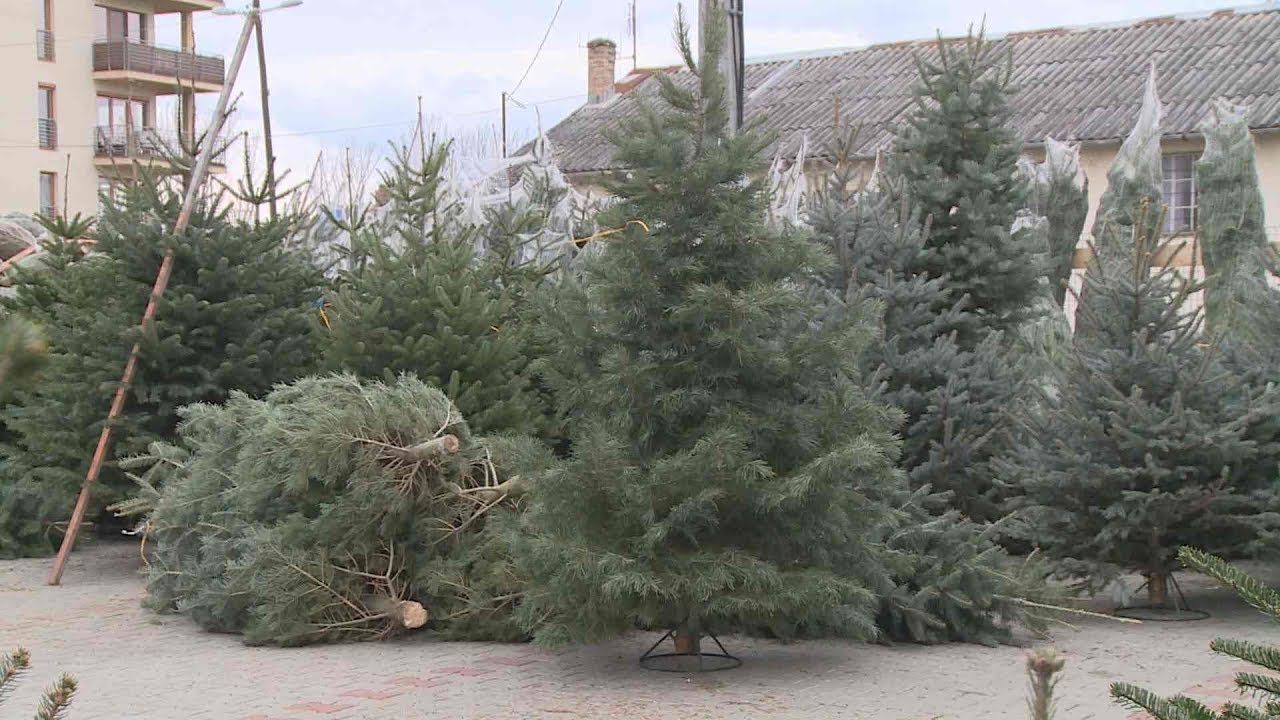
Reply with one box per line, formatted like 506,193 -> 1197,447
164,0 -> 1248,185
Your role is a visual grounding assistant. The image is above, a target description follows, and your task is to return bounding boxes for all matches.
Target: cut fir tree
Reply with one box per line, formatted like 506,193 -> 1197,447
0,178 -> 324,557
891,28 -> 1043,342
512,12 -> 906,662
1007,204 -> 1280,608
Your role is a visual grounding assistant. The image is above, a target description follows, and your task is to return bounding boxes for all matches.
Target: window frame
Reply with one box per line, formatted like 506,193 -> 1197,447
37,83 -> 56,150
1161,152 -> 1198,235
39,171 -> 58,218
36,0 -> 55,61
95,5 -> 148,43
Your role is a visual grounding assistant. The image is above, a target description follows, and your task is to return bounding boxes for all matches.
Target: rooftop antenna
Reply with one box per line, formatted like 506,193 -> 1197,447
629,0 -> 638,70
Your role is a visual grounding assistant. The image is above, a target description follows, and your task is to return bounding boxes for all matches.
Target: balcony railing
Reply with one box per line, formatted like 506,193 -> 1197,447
38,118 -> 57,149
94,126 -> 227,164
36,29 -> 54,61
92,40 -> 225,87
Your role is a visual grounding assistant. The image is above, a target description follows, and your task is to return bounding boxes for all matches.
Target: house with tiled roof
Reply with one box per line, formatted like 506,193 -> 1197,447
547,5 -> 1280,270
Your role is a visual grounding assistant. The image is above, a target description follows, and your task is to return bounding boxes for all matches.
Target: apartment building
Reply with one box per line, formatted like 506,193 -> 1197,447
0,0 -> 227,219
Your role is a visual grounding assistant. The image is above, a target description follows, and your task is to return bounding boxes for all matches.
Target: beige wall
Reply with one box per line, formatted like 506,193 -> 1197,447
1075,133 -> 1280,251
0,1 -> 100,219
0,2 -> 209,222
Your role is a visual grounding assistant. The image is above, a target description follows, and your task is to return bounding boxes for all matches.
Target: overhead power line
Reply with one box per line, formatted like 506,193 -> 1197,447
508,0 -> 567,100
0,93 -> 588,150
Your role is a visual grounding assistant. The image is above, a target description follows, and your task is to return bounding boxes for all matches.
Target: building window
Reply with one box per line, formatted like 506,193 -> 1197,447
39,172 -> 58,218
37,84 -> 56,150
1162,153 -> 1197,234
94,6 -> 148,43
36,0 -> 54,61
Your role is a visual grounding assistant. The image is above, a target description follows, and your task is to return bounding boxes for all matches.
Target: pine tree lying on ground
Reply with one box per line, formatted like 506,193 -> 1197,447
138,374 -> 547,646
0,648 -> 77,720
0,179 -> 324,558
1112,547 -> 1280,719
1006,208 -> 1280,605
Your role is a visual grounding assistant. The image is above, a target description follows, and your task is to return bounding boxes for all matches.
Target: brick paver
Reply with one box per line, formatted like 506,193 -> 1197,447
1,542 -> 1274,719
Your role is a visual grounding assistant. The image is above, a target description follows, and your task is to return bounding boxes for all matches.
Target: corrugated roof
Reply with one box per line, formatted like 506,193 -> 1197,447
544,4 -> 1280,175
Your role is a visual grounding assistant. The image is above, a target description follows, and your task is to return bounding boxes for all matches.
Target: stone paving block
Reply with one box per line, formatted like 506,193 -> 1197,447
339,688 -> 407,700
283,701 -> 356,714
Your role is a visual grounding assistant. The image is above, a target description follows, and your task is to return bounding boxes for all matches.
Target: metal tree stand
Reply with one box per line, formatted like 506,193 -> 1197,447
1114,573 -> 1210,621
639,629 -> 742,672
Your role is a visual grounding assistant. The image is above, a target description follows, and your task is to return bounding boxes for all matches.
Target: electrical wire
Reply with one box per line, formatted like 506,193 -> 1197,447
507,0 -> 567,101
0,93 -> 589,150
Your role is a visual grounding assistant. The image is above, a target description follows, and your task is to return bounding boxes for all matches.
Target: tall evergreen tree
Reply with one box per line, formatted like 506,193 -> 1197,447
1196,99 -> 1271,328
1021,138 -> 1088,307
321,139 -> 546,436
891,30 -> 1042,340
809,132 -> 1040,643
512,14 -> 906,652
1089,66 -> 1164,257
0,179 -> 323,557
811,130 -> 1023,522
1007,214 -> 1280,605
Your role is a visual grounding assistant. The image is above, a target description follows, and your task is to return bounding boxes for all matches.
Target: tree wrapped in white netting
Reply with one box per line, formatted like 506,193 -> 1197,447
766,135 -> 810,231
1091,63 -> 1164,254
1195,98 -> 1272,327
1020,138 -> 1088,306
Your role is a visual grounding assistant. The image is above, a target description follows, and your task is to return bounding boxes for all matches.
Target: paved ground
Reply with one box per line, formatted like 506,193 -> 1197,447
1,541 -> 1274,719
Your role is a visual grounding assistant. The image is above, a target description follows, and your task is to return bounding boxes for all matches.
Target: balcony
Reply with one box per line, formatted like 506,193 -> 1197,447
93,40 -> 225,94
38,119 -> 57,150
36,29 -> 54,61
94,126 -> 227,176
149,0 -> 225,12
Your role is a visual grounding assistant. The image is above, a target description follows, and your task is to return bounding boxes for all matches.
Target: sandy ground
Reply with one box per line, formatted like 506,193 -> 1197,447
1,541 -> 1276,719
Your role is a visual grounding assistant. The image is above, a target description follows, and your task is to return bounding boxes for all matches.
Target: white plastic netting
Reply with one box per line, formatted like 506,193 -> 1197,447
766,135 -> 810,231
1110,63 -> 1164,198
302,129 -> 603,275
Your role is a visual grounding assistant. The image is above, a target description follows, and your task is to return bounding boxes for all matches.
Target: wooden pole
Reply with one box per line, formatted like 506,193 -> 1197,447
253,0 -> 279,221
47,9 -> 260,587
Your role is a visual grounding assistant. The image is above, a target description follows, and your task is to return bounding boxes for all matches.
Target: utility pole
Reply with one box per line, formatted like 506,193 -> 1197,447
47,0 -> 303,587
253,0 -> 279,221
698,0 -> 744,133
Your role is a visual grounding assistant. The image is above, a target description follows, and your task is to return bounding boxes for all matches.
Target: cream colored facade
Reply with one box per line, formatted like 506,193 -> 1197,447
0,0 -> 224,220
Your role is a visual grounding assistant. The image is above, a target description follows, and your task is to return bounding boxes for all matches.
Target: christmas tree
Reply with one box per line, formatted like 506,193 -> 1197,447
1196,99 -> 1271,328
809,131 -> 1040,642
1112,547 -> 1280,719
1088,65 -> 1164,259
138,374 -> 542,646
321,138 -> 547,437
891,29 -> 1042,340
811,129 -> 1023,522
0,178 -> 324,557
511,13 -> 907,655
1007,210 -> 1280,605
1021,138 -> 1088,307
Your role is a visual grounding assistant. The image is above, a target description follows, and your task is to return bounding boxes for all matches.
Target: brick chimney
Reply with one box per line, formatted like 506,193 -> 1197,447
587,38 -> 617,104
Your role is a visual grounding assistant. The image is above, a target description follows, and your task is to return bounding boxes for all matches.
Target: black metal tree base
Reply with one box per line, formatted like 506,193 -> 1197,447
1114,573 -> 1210,622
639,629 -> 742,672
